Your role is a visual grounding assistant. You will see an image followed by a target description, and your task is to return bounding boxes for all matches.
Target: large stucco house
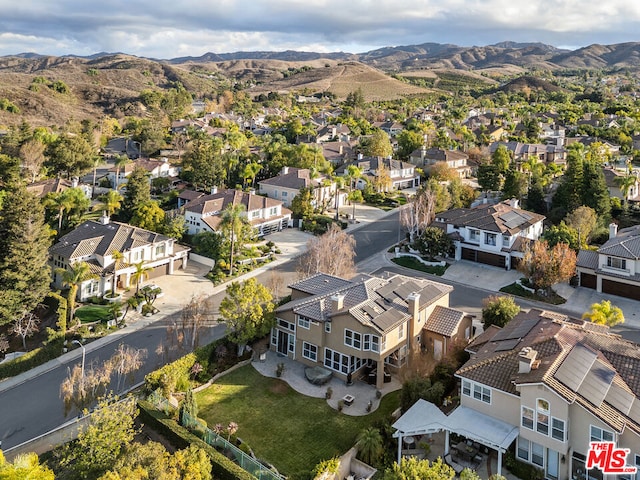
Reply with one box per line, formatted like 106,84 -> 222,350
577,223 -> 640,300
393,308 -> 640,480
272,273 -> 473,389
182,188 -> 291,237
50,215 -> 189,301
432,200 -> 545,270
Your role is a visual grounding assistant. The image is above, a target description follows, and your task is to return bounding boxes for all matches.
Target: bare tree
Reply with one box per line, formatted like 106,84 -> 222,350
19,139 -> 46,183
10,311 -> 40,350
167,294 -> 214,354
297,223 -> 356,278
107,344 -> 147,392
401,185 -> 436,244
172,132 -> 188,162
266,271 -> 285,301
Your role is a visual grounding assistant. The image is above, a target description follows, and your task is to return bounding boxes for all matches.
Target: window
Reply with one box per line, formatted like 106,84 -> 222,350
302,342 -> 317,361
531,442 -> 544,467
324,322 -> 331,333
345,329 -> 362,349
269,207 -> 277,216
278,318 -> 295,332
462,380 -> 471,397
398,323 -> 405,339
590,425 -> 614,442
502,234 -> 511,245
517,437 -> 530,461
551,418 -> 565,441
473,383 -> 491,403
522,406 -> 534,430
469,229 -> 480,242
485,232 -> 497,246
251,210 -> 260,218
324,348 -> 351,374
298,315 -> 310,329
607,256 -> 627,270
536,399 -> 549,435
381,335 -> 386,351
155,244 -> 166,256
363,334 -> 379,352
282,191 -> 288,197
271,329 -> 277,345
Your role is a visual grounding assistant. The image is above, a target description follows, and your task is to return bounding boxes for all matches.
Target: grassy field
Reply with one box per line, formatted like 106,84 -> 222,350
75,305 -> 111,323
391,256 -> 449,276
195,365 -> 400,478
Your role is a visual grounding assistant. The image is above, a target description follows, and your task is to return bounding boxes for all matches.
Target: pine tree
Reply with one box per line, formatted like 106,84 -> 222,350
121,166 -> 151,221
0,182 -> 52,326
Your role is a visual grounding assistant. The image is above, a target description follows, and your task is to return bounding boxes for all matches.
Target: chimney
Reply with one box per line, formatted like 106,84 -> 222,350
99,211 -> 110,225
71,177 -> 79,188
609,223 -> 618,239
357,153 -> 363,161
508,198 -> 519,209
407,292 -> 420,320
282,166 -> 289,175
339,144 -> 343,155
249,188 -> 256,195
518,347 -> 537,374
210,186 -> 218,195
331,294 -> 345,312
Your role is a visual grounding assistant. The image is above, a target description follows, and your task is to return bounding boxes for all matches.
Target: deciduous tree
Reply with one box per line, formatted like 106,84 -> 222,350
0,451 -> 54,479
219,278 -> 274,348
582,300 -> 624,326
415,226 -> 453,260
564,206 -> 597,246
297,223 -> 356,278
401,184 -> 436,243
10,311 -> 40,350
362,129 -> 393,158
518,240 -> 577,295
19,138 -> 46,182
482,295 -> 520,328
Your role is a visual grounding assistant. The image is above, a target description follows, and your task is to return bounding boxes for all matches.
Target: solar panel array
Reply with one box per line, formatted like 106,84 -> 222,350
492,317 -> 538,342
494,338 -> 522,352
577,360 -> 616,407
499,210 -> 532,229
554,343 -> 597,391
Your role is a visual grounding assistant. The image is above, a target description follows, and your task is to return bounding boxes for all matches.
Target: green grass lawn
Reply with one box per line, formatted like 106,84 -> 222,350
500,282 -> 566,305
75,305 -> 111,323
391,256 -> 449,276
195,365 -> 400,478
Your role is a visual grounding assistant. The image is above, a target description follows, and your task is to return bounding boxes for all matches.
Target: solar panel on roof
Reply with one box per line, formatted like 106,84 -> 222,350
371,309 -> 404,332
554,343 -> 597,391
492,317 -> 538,341
628,399 -> 640,425
605,382 -> 635,415
494,338 -> 521,352
577,361 -> 615,407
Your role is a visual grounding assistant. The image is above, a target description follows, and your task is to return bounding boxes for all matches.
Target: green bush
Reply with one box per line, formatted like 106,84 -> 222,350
144,352 -> 197,396
44,292 -> 67,334
504,451 -> 544,480
0,330 -> 64,381
138,401 -> 255,480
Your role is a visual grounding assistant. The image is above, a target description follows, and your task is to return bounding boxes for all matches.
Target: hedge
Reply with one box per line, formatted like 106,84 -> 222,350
44,292 -> 68,332
0,331 -> 64,381
138,400 -> 255,480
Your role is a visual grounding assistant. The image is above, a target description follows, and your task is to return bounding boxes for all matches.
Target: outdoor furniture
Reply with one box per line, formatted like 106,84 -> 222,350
444,453 -> 464,475
304,366 -> 333,385
342,394 -> 355,406
455,441 -> 479,463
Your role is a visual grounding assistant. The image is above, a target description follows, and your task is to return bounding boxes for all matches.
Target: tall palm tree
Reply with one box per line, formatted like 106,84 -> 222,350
356,427 -> 383,465
582,300 -> 625,327
96,190 -> 123,218
56,261 -> 98,333
113,154 -> 130,190
219,204 -> 247,276
47,190 -> 76,233
614,174 -> 638,203
109,250 -> 126,297
131,261 -> 151,294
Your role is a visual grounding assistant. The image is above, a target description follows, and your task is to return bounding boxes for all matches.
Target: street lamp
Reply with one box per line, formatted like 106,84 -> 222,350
73,340 -> 86,392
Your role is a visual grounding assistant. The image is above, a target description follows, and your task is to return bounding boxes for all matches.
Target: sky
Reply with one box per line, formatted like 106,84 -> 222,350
1,0 -> 640,59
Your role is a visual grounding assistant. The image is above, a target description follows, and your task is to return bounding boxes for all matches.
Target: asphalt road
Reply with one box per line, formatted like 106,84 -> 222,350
2,207 -> 639,451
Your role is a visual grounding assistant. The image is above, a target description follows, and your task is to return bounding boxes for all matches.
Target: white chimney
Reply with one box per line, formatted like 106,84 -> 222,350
331,294 -> 345,312
509,198 -> 519,209
99,211 -> 110,225
518,348 -> 537,374
282,166 -> 289,175
609,223 -> 618,239
407,292 -> 420,320
210,186 -> 218,194
357,153 -> 363,161
249,188 -> 256,195
71,177 -> 79,188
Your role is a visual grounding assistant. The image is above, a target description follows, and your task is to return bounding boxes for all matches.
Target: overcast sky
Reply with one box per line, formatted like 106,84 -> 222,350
1,0 -> 640,59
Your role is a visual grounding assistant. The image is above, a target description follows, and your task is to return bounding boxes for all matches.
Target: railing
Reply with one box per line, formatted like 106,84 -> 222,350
147,392 -> 282,480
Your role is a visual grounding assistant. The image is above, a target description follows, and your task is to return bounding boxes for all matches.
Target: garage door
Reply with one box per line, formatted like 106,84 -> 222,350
477,251 -> 506,268
602,279 -> 640,300
580,272 -> 597,289
461,248 -> 477,262
147,263 -> 169,280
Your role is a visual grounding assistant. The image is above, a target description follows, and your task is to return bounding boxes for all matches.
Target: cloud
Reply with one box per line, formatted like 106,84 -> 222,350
0,0 -> 639,58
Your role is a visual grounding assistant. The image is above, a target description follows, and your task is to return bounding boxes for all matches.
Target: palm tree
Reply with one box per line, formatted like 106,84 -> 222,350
97,190 -> 123,218
47,190 -> 76,233
219,204 -> 247,276
582,300 -> 625,326
356,427 -> 383,465
242,161 -> 262,188
113,154 -> 130,190
109,250 -> 126,297
56,261 -> 98,333
131,261 -> 151,294
227,421 -> 238,443
614,174 -> 638,203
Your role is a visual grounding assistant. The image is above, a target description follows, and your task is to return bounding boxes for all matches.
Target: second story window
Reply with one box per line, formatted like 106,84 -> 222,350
485,232 -> 497,246
590,425 -> 614,442
344,329 -> 362,349
607,256 -> 627,270
536,399 -> 549,435
469,229 -> 480,242
522,406 -> 534,430
297,315 -> 310,329
398,322 -> 405,339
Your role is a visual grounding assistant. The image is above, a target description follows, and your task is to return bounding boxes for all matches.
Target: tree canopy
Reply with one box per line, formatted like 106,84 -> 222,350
482,295 -> 520,328
582,300 -> 625,326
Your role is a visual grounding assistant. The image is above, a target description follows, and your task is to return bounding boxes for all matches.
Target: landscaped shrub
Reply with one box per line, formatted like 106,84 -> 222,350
144,352 -> 197,395
504,451 -> 545,480
0,328 -> 64,381
44,292 -> 67,333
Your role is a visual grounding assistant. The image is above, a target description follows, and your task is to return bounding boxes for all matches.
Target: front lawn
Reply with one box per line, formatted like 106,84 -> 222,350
391,256 -> 449,276
74,305 -> 112,323
500,282 -> 566,305
195,365 -> 399,478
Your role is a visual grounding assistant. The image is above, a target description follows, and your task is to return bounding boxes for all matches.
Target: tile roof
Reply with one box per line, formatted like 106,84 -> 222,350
258,167 -> 324,190
278,273 -> 454,333
457,309 -> 640,435
26,178 -> 74,198
577,249 -> 599,269
184,189 -> 282,216
424,306 -> 465,336
597,225 -> 640,259
434,200 -> 545,235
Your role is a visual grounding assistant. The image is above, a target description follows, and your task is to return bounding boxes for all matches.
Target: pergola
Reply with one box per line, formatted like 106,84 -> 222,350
392,399 -> 520,475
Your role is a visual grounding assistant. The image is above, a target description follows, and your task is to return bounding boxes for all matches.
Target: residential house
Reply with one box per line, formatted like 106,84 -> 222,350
321,141 -> 354,165
393,308 -> 640,480
107,158 -> 179,188
409,147 -> 473,178
258,166 -> 346,210
489,141 -> 566,165
336,156 -> 420,191
26,177 -> 92,200
272,273 -> 472,389
49,215 -> 189,301
373,121 -> 404,136
315,124 -> 351,143
182,188 -> 291,236
432,199 -> 545,269
577,223 -> 640,300
602,168 -> 640,203
565,136 -> 621,158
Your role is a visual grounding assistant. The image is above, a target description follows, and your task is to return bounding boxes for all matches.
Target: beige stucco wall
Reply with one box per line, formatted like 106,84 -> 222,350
518,384 -> 570,454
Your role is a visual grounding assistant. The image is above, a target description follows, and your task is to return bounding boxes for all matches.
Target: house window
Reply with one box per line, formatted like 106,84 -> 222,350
532,442 -> 544,467
288,335 -> 294,353
517,437 -> 530,461
551,418 -> 565,441
324,348 -> 351,374
155,244 -> 166,256
469,229 -> 480,242
607,257 -> 627,270
485,232 -> 497,246
278,318 -> 295,332
522,406 -> 534,430
302,342 -> 317,361
381,335 -> 386,351
364,334 -> 379,352
398,323 -> 405,339
536,399 -> 549,435
462,380 -> 471,397
473,383 -> 491,403
271,329 -> 277,345
590,425 -> 614,442
298,315 -> 310,329
324,322 -> 331,333
282,191 -> 288,197
502,234 -> 511,245
269,207 -> 277,216
345,329 -> 362,349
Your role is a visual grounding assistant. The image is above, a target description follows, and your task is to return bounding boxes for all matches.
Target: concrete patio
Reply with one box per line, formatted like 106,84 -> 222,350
251,349 -> 402,416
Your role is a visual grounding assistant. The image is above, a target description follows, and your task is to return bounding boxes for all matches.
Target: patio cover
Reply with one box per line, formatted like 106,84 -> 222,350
392,399 -> 519,451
